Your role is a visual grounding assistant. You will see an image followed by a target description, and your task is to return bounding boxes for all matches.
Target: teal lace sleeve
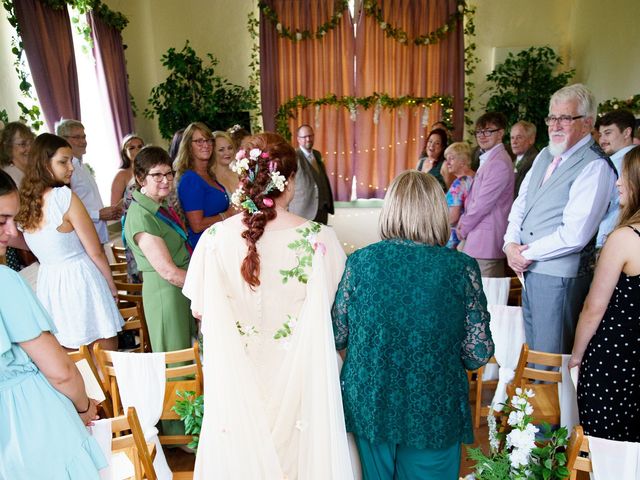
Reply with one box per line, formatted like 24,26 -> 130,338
461,260 -> 494,370
331,258 -> 353,350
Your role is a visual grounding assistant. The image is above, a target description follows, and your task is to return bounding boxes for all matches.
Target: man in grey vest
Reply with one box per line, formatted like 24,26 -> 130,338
288,124 -> 334,224
503,84 -> 617,354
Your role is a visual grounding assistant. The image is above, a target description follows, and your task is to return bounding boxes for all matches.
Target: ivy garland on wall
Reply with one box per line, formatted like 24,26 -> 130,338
463,3 -> 478,129
275,93 -> 454,141
1,0 -> 44,131
258,0 -> 349,42
598,94 -> 640,116
246,9 -> 263,132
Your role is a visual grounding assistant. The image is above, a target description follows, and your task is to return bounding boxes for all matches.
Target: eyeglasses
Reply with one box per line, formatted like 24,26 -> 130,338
192,138 -> 214,146
66,135 -> 87,140
147,171 -> 175,182
474,128 -> 501,138
13,140 -> 32,148
298,135 -> 314,139
544,115 -> 584,126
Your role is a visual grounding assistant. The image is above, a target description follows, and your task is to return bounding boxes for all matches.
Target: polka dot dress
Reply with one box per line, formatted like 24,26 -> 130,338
577,227 -> 640,441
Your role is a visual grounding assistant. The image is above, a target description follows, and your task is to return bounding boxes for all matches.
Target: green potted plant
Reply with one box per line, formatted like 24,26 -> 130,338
145,41 -> 258,140
483,46 -> 575,148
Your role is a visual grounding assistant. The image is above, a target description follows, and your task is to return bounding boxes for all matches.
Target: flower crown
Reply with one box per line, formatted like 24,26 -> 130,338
229,148 -> 287,214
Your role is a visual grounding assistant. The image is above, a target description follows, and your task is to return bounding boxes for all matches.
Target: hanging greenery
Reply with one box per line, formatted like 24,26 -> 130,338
275,93 -> 454,140
1,0 -> 44,131
463,4 -> 478,129
40,0 -> 128,31
598,94 -> 640,116
246,9 -> 263,132
363,0 -> 466,46
258,0 -> 349,42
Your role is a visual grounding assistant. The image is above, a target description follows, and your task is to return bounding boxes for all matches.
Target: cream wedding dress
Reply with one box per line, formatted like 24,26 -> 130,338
183,216 -> 356,479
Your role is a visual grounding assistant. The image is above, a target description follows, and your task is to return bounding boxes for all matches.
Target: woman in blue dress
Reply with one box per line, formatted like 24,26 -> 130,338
175,122 -> 232,248
0,170 -> 106,479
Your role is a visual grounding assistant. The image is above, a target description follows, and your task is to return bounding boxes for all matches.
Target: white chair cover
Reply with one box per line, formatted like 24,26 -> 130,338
90,418 -> 136,480
588,436 -> 640,479
488,305 -> 525,411
559,354 -> 579,432
481,277 -> 510,306
110,351 -> 172,480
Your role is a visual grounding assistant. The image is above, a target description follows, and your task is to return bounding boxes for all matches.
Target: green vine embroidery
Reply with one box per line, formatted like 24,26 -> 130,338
259,0 -> 349,42
273,314 -> 297,339
279,222 -> 321,284
236,321 -> 258,337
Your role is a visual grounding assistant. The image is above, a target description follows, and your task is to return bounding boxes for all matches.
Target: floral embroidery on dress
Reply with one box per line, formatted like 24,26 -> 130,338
279,222 -> 321,284
273,314 -> 297,339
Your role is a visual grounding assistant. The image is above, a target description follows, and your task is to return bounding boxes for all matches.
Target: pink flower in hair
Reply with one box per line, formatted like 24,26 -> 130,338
260,152 -> 270,159
235,150 -> 246,161
263,197 -> 274,207
268,161 -> 277,172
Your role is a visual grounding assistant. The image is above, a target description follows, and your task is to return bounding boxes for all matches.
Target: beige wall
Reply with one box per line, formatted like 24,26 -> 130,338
104,0 -> 257,147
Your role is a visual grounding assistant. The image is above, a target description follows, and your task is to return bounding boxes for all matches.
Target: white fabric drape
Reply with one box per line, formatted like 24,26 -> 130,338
488,305 -> 525,411
110,351 -> 172,480
588,436 -> 640,479
184,221 -> 354,479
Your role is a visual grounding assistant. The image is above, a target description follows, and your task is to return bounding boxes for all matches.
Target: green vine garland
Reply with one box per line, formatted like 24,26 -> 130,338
41,0 -> 128,31
463,3 -> 478,129
598,94 -> 640,116
363,0 -> 466,46
247,9 -> 263,131
1,0 -> 44,131
258,0 -> 349,42
275,93 -> 454,141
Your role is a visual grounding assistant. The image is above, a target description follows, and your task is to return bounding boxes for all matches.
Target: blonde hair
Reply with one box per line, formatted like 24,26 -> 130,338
174,122 -> 214,178
212,130 -> 235,164
379,170 -> 450,246
444,142 -> 471,165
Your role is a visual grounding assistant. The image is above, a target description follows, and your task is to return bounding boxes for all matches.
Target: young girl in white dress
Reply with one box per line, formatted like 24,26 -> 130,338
16,133 -> 122,350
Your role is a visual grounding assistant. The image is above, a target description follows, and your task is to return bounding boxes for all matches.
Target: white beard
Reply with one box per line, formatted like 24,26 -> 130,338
548,136 -> 568,156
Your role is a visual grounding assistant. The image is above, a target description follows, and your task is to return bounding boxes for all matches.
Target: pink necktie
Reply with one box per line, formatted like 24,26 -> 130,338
542,156 -> 561,184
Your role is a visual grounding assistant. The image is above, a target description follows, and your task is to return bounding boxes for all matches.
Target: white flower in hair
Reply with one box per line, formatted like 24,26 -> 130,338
231,187 -> 244,207
230,157 -> 249,174
270,171 -> 287,192
249,148 -> 262,160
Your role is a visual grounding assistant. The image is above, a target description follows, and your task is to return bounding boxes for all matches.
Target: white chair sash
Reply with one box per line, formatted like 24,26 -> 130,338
588,436 -> 640,479
481,277 -> 510,306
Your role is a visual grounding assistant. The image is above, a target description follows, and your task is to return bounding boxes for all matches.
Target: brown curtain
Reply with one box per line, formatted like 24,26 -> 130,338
13,0 -> 81,131
353,0 -> 464,198
88,11 -> 135,143
260,0 -> 356,201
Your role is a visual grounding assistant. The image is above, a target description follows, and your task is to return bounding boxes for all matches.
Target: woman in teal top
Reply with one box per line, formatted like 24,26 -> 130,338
332,170 -> 493,480
0,171 -> 106,479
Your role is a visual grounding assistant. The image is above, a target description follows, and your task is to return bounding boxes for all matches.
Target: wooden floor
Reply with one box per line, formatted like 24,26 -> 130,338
164,384 -> 588,479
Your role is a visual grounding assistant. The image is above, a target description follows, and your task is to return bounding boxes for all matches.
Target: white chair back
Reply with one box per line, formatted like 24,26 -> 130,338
481,277 -> 510,305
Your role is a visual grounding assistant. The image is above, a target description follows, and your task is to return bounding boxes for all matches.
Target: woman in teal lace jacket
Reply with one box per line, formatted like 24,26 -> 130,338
332,170 -> 493,480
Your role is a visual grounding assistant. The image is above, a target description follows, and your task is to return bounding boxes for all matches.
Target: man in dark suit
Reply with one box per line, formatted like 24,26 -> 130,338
510,120 -> 539,195
288,124 -> 334,224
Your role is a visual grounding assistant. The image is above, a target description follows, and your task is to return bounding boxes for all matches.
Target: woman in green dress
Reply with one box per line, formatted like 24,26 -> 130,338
332,170 -> 494,480
124,146 -> 195,352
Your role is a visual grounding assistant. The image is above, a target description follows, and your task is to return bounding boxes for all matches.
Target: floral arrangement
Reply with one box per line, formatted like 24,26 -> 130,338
230,148 -> 287,214
464,388 -> 570,480
172,390 -> 203,450
258,0 -> 349,42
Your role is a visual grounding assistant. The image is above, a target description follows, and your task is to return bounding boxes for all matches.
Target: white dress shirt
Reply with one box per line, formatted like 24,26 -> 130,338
596,144 -> 635,247
478,143 -> 501,170
70,157 -> 109,244
503,135 -> 616,261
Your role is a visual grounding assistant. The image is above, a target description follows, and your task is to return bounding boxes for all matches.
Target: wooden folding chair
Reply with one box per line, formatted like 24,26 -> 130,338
111,244 -> 127,262
93,343 -> 203,447
67,345 -> 114,418
111,406 -> 158,480
470,356 -> 499,428
110,262 -> 129,281
507,343 -> 562,425
566,425 -> 592,479
508,276 -> 523,306
115,279 -> 143,295
118,302 -> 152,353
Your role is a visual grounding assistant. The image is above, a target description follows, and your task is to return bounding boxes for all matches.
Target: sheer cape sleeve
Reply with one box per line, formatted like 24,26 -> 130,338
461,259 -> 494,370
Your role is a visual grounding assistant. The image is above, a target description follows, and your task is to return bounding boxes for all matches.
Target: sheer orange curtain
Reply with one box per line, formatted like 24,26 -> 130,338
260,0 -> 356,200
353,0 -> 464,198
